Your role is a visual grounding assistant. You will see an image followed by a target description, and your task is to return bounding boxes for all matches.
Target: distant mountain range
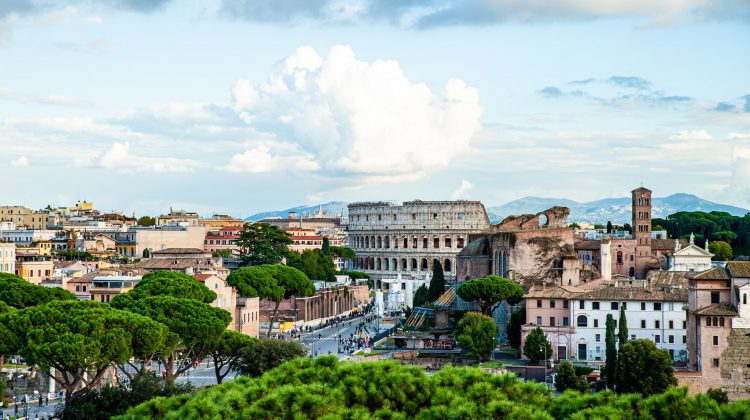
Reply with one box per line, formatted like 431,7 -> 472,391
245,194 -> 750,225
486,193 -> 750,225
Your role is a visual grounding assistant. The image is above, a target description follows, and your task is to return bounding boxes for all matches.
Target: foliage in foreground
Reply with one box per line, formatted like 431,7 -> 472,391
117,357 -> 750,419
58,371 -> 193,419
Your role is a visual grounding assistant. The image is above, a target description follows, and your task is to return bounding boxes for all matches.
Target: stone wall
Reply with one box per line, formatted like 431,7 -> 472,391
720,328 -> 750,400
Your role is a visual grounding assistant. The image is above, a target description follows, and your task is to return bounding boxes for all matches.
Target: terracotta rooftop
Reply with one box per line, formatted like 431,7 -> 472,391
694,303 -> 738,317
133,258 -> 219,270
691,267 -> 731,281
575,240 -> 601,251
577,286 -> 687,302
525,284 -> 585,299
647,270 -> 692,287
727,262 -> 750,278
651,238 -> 688,250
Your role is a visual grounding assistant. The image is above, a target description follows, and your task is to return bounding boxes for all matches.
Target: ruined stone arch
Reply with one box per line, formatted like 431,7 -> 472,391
538,214 -> 548,228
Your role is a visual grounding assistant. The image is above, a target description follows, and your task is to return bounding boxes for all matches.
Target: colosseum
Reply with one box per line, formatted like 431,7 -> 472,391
348,200 -> 492,288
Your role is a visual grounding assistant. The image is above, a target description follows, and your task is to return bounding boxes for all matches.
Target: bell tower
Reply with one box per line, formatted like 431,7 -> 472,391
632,186 -> 652,279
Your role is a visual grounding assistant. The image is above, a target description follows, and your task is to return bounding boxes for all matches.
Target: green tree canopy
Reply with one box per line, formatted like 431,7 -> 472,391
0,273 -> 76,308
234,339 -> 307,377
456,312 -> 498,362
1,300 -> 169,408
227,265 -> 314,336
117,356 -> 750,420
236,223 -> 292,266
605,313 -> 617,389
428,260 -> 445,301
330,246 -> 356,260
618,306 -> 628,346
110,271 -> 217,309
286,249 -> 336,283
137,216 -> 156,226
456,275 -> 524,316
523,326 -> 552,364
507,305 -> 526,349
555,360 -> 589,393
121,296 -> 232,383
709,240 -> 733,261
322,237 -> 331,255
616,339 -> 676,396
412,284 -> 430,307
204,330 -> 257,384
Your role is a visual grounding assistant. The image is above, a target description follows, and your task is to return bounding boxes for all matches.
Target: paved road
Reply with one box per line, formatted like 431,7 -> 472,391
297,315 -> 394,358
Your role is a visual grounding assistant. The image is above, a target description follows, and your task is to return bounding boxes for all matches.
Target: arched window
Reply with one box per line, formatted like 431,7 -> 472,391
629,267 -> 635,278
365,237 -> 370,248
403,237 -> 408,249
369,258 -> 374,270
616,251 -> 623,264
744,294 -> 747,305
720,317 -> 725,327
376,258 -> 382,270
392,258 -> 397,271
401,258 -> 407,271
444,259 -> 452,272
385,237 -> 390,249
422,237 -> 428,248
411,258 -> 417,271
713,317 -> 719,327
377,236 -> 382,248
577,315 -> 588,327
421,258 -> 428,271
706,317 -> 711,327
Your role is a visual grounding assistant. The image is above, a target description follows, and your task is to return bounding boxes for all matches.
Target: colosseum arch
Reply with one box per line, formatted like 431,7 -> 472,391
411,258 -> 418,271
376,258 -> 381,270
421,258 -> 428,271
377,236 -> 382,248
401,258 -> 407,271
444,259 -> 452,272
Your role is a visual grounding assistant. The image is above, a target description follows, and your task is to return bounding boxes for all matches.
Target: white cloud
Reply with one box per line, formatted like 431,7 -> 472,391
99,142 -> 200,172
451,179 -> 474,198
84,15 -> 102,25
36,7 -> 76,26
231,45 -> 482,178
668,129 -> 713,140
10,156 -> 28,167
226,143 -> 320,173
0,87 -> 87,107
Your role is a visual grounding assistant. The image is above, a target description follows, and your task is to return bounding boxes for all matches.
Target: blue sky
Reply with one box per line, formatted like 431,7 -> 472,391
1,0 -> 749,218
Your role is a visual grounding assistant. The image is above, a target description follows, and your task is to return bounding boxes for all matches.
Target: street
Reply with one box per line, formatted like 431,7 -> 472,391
297,315 -> 393,358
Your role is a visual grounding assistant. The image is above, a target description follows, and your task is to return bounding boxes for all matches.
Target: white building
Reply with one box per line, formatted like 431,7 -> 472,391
0,229 -> 58,245
570,286 -> 688,362
666,234 -> 713,272
381,273 -> 430,312
0,242 -> 15,274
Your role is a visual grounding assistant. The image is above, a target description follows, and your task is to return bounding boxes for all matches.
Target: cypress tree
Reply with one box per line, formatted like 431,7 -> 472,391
428,260 -> 445,302
322,237 -> 331,255
618,306 -> 628,346
605,314 -> 617,389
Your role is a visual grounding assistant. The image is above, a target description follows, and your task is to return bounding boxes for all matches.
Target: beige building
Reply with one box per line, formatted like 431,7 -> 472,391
131,248 -> 229,277
0,242 -> 15,274
195,273 -> 260,338
15,253 -> 54,285
236,296 -> 260,337
91,275 -> 141,303
683,262 -> 750,400
156,209 -> 201,226
0,206 -> 58,230
284,228 -> 324,252
115,226 -> 208,258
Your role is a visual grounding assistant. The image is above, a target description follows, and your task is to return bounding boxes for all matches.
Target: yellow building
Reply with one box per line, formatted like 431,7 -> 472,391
0,206 -> 58,229
15,253 -> 54,285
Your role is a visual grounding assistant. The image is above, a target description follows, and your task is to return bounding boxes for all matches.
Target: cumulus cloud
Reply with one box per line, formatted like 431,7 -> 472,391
99,142 -> 200,172
0,86 -> 87,107
10,155 -> 28,167
230,45 -> 482,178
451,179 -> 474,198
669,130 -> 713,140
218,0 -> 750,28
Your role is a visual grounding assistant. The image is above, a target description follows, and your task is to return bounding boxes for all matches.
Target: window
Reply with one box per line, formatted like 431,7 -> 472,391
550,300 -> 556,309
445,238 -> 452,248
655,320 -> 660,329
706,318 -> 711,327
745,294 -> 748,305
641,320 -> 646,328
592,302 -> 600,310
536,316 -> 542,325
550,317 -> 556,326
713,358 -> 720,368
713,336 -> 719,346
720,317 -> 725,327
711,292 -> 720,304
655,335 -> 661,343
654,302 -> 662,311
563,300 -> 569,309
423,238 -> 428,248
563,317 -> 569,326
668,335 -> 674,344
611,302 -> 619,310
577,315 -> 588,327
595,334 -> 601,342
683,321 -> 686,329
631,334 -> 636,340
594,319 -> 599,328
683,335 -> 687,343
537,299 -> 542,308
433,238 -> 440,248
669,320 -> 674,329
579,301 -> 585,309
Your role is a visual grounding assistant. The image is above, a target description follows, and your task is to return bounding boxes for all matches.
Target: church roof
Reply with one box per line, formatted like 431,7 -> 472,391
577,286 -> 687,302
647,271 -> 692,287
525,284 -> 585,299
691,267 -> 731,281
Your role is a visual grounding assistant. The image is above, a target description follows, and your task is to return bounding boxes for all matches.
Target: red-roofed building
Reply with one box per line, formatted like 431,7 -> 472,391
204,225 -> 242,257
283,228 -> 324,252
